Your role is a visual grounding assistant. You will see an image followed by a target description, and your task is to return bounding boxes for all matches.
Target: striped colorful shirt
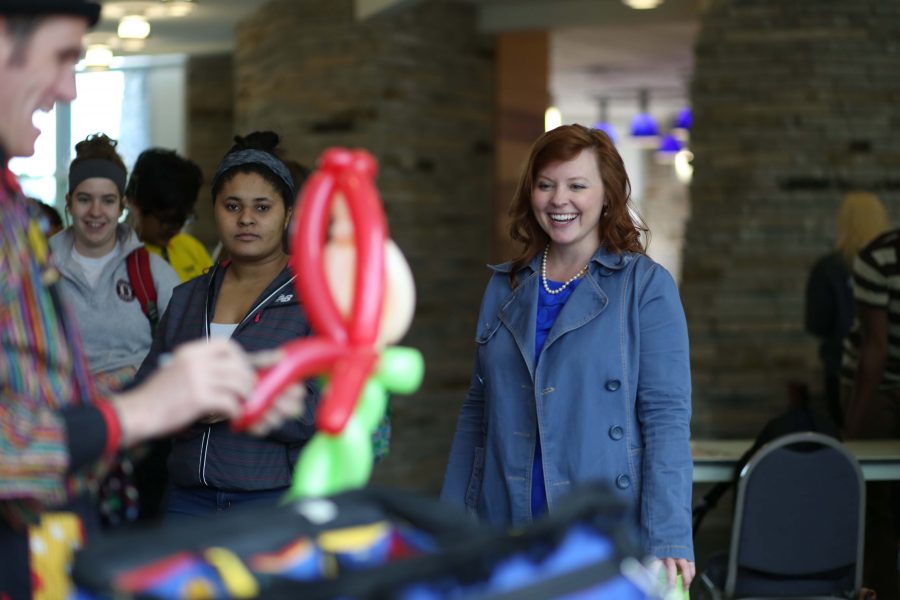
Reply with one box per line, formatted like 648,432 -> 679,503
841,229 -> 900,389
0,163 -> 105,524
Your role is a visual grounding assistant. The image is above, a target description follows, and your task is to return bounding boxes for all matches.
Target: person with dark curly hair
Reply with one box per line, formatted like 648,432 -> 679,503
125,148 -> 212,282
441,124 -> 694,590
134,131 -> 320,518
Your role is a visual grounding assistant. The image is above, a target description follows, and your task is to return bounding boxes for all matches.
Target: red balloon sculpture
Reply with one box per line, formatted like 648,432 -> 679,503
234,148 -> 383,433
232,148 -> 422,498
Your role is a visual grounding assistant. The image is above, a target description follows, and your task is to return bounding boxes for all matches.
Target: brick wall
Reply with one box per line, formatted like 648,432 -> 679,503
234,0 -> 494,492
186,54 -> 234,250
683,0 -> 900,437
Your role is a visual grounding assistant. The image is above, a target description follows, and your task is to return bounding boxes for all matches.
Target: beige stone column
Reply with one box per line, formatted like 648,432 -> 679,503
231,0 -> 494,492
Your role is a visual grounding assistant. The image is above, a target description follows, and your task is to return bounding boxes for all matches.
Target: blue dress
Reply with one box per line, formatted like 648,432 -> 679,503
532,278 -> 582,518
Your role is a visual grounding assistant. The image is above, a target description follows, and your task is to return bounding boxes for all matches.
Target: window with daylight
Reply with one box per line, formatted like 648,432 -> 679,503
10,69 -> 132,211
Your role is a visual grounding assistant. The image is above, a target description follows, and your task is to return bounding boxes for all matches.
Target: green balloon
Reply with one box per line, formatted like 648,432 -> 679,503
356,381 -> 388,432
289,417 -> 376,501
288,433 -> 338,499
286,347 -> 425,501
377,347 -> 424,394
334,416 -> 373,488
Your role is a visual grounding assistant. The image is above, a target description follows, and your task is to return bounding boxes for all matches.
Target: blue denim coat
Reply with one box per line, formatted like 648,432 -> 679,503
441,247 -> 693,561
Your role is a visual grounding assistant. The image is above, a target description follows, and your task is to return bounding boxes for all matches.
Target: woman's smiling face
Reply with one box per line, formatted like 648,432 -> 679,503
530,148 -> 607,256
67,177 -> 123,257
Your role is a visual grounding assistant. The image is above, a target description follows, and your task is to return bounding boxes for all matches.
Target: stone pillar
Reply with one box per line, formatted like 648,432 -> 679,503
682,0 -> 900,437
494,31 -> 548,262
186,54 -> 234,250
235,0 -> 494,492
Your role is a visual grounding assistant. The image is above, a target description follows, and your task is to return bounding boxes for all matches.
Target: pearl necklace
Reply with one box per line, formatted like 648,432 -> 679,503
541,246 -> 589,295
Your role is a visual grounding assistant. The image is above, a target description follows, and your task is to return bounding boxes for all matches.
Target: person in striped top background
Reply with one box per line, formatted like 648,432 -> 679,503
841,223 -> 900,597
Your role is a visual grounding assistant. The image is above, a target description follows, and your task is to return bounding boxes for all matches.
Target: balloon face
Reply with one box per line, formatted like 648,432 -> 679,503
324,236 -> 416,348
380,240 -> 415,346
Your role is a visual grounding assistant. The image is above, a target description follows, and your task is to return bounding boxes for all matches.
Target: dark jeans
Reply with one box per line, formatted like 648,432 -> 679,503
166,485 -> 288,519
841,384 -> 900,598
0,518 -> 30,600
824,371 -> 842,429
133,439 -> 172,523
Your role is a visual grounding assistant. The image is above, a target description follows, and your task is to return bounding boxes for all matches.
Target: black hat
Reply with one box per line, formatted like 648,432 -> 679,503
0,0 -> 101,27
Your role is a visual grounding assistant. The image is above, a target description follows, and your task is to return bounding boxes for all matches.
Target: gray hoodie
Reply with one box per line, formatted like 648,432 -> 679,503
49,224 -> 181,375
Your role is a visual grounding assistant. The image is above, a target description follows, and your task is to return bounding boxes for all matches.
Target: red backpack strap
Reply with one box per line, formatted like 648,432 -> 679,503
126,248 -> 159,329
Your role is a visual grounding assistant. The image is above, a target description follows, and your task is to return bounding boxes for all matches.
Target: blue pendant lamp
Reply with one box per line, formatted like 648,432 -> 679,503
672,106 -> 692,141
655,133 -> 683,163
630,89 -> 659,147
591,97 -> 618,145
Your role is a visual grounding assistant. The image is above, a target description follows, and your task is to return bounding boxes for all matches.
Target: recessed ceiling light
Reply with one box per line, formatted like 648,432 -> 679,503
118,15 -> 151,40
623,0 -> 665,9
102,1 -> 155,20
160,0 -> 197,18
83,44 -> 113,69
544,106 -> 562,132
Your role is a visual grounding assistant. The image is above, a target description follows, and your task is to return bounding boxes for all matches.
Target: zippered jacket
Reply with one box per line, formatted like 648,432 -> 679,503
134,263 -> 319,491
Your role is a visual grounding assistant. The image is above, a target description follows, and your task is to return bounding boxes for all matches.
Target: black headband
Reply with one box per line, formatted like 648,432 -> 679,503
68,159 -> 127,196
211,149 -> 295,201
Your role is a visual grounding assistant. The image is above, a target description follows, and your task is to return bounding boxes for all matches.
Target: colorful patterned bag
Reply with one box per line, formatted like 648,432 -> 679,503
72,485 -> 668,599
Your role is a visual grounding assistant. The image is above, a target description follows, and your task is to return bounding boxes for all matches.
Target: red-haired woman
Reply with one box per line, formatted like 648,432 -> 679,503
441,124 -> 694,588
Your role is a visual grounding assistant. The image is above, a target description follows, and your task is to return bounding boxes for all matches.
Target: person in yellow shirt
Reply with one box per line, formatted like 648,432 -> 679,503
125,148 -> 212,282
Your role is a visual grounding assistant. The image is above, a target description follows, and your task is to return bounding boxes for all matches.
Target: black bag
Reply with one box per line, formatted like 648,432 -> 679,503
73,485 -> 658,599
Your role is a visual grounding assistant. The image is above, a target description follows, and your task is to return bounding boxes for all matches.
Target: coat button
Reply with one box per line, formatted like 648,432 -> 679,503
616,474 -> 631,490
608,426 -> 624,441
605,379 -> 621,392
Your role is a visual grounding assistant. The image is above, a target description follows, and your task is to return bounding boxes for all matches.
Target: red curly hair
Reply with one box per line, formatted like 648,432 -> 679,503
507,124 -> 647,284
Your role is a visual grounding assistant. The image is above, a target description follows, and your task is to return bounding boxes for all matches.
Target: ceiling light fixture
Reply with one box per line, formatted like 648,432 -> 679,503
105,1 -> 197,19
159,0 -> 197,18
102,2 -> 148,20
622,0 -> 665,9
672,106 -> 692,141
630,89 -> 659,147
591,97 -> 618,145
674,149 -> 694,184
117,14 -> 151,39
544,106 -> 562,132
83,44 -> 114,70
655,133 -> 683,164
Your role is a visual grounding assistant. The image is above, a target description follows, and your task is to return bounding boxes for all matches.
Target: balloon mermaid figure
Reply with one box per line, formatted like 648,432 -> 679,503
232,148 -> 423,499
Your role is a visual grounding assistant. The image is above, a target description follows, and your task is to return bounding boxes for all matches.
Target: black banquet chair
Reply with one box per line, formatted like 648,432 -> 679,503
700,432 -> 865,599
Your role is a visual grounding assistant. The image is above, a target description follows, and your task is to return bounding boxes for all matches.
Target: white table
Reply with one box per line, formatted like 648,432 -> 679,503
692,438 -> 900,482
